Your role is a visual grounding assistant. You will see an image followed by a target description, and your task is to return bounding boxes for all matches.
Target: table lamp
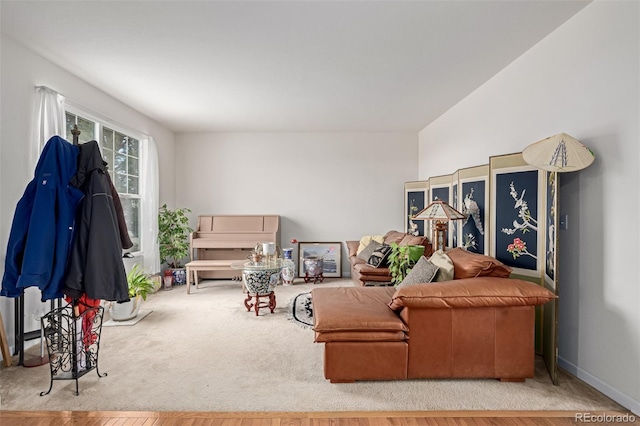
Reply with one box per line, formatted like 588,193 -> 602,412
412,200 -> 466,252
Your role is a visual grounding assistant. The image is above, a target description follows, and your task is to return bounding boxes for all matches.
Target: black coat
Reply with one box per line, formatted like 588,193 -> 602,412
63,141 -> 129,302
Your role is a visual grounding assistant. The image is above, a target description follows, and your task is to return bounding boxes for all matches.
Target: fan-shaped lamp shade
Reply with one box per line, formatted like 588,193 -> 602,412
412,200 -> 465,251
523,133 -> 595,172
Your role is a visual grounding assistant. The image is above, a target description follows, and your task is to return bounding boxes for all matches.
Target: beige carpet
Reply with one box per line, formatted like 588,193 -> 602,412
0,279 -> 627,412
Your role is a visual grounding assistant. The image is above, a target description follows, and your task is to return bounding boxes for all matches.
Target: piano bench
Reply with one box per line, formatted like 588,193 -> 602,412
185,260 -> 238,294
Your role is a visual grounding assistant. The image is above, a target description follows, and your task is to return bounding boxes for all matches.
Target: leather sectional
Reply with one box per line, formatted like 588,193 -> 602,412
312,248 -> 557,383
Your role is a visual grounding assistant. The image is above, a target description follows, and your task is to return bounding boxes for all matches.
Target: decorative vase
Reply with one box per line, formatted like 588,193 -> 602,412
281,248 -> 295,285
172,268 -> 187,285
163,269 -> 173,290
262,242 -> 276,256
304,257 -> 323,276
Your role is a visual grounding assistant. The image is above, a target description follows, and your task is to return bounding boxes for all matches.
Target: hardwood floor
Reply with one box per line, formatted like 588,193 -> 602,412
1,411 -> 638,426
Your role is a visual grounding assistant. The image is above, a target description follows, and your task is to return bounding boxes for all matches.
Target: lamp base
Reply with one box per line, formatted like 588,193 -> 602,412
431,222 -> 449,252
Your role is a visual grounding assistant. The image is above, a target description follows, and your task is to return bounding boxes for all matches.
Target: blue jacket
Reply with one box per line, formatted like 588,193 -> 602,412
1,136 -> 83,300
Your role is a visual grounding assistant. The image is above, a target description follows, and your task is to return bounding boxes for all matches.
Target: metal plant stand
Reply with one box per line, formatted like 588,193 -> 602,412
40,304 -> 106,396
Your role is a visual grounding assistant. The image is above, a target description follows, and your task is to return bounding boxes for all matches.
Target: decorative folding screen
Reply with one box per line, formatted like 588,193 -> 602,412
406,152 -> 559,384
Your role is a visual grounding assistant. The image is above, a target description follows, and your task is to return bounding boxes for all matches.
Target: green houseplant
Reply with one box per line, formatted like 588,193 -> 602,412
127,263 -> 156,301
388,243 -> 426,286
109,264 -> 156,321
158,204 -> 193,269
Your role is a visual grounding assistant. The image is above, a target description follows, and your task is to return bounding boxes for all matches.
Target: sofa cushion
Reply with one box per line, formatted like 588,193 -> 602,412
312,287 -> 406,333
399,234 -> 427,247
357,235 -> 385,254
357,240 -> 381,261
353,262 -> 392,277
396,256 -> 439,289
383,230 -> 406,245
367,244 -> 392,268
428,250 -> 454,282
388,276 -> 557,311
446,247 -> 512,279
314,330 -> 407,343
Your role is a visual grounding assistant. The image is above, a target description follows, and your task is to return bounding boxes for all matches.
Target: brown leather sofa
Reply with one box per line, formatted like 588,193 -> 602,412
312,249 -> 557,383
347,230 -> 433,286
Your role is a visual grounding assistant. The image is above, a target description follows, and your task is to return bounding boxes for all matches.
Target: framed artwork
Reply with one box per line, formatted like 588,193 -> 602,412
544,171 -> 558,289
297,242 -> 342,278
429,174 -> 451,203
451,170 -> 459,248
490,153 -> 545,277
458,164 -> 489,255
404,181 -> 428,236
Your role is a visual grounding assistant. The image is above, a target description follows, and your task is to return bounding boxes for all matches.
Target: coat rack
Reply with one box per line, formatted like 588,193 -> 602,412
71,124 -> 80,146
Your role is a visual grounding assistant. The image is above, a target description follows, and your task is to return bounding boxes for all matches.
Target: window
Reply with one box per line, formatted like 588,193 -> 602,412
65,110 -> 142,253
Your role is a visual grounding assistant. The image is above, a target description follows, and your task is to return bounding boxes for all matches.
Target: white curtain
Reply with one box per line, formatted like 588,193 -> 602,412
141,136 -> 160,274
24,86 -> 65,330
30,86 -> 66,167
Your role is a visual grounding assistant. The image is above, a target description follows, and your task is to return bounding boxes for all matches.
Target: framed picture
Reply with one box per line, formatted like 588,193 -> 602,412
297,242 -> 342,278
489,153 -> 545,277
451,170 -> 459,248
428,174 -> 451,203
404,181 -> 428,236
544,171 -> 558,290
458,164 -> 489,255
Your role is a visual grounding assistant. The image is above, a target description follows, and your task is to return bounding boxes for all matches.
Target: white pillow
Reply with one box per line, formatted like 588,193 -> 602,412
357,235 -> 385,254
429,250 -> 454,282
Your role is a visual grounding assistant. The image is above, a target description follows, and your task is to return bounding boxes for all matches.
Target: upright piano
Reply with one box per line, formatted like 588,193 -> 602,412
189,215 -> 280,280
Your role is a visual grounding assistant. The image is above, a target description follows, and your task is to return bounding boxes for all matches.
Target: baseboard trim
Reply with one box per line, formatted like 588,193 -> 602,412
558,356 -> 640,415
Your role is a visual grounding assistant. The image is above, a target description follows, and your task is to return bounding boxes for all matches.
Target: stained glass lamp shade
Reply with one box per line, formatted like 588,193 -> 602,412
412,200 -> 465,252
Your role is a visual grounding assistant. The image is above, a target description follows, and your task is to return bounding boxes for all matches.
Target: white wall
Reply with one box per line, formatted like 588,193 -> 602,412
0,35 -> 176,357
175,132 -> 418,273
419,1 -> 639,413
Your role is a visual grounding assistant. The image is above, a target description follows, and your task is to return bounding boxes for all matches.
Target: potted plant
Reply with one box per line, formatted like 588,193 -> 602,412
158,204 -> 193,285
388,243 -> 425,285
109,264 -> 156,321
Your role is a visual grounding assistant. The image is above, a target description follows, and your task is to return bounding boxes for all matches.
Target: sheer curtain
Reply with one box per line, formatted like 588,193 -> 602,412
141,136 -> 160,274
24,86 -> 66,344
30,86 -> 66,167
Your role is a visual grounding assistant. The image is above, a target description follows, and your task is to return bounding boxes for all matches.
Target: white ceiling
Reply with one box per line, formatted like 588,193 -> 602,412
1,1 -> 590,133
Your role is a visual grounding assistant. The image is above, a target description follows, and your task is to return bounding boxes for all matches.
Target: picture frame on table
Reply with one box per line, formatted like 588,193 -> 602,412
297,242 -> 342,278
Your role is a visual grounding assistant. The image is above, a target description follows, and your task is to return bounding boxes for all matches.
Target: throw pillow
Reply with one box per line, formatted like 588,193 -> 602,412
396,256 -> 439,289
398,234 -> 427,247
357,241 -> 381,261
357,235 -> 385,254
429,250 -> 454,282
367,244 -> 392,268
445,247 -> 513,279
